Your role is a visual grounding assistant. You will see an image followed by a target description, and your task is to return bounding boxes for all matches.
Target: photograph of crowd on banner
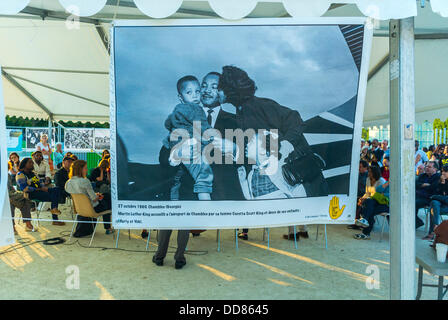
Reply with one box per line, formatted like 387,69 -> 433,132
111,20 -> 371,229
94,128 -> 111,150
64,128 -> 94,151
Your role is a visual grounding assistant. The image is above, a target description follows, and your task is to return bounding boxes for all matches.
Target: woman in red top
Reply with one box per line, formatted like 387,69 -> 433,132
381,156 -> 390,181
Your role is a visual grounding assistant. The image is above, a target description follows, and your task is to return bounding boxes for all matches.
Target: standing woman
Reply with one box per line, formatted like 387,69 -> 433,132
36,133 -> 54,171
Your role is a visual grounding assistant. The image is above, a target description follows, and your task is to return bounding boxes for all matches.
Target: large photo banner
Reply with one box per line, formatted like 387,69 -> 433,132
111,19 -> 372,229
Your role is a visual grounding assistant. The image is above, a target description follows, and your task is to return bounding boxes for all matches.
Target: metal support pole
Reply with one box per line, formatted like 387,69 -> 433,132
48,119 -> 52,146
389,18 -> 416,300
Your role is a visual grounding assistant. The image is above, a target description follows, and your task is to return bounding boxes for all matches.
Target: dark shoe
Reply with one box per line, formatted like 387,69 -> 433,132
238,232 -> 248,240
52,221 -> 66,226
152,256 -> 163,266
353,233 -> 371,240
416,218 -> 424,230
192,233 -> 200,237
347,224 -> 361,230
175,260 -> 186,270
141,230 -> 149,239
283,233 -> 300,241
298,231 -> 309,239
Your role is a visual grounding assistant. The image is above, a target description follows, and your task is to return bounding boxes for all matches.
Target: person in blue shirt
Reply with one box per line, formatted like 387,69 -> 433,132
53,143 -> 64,169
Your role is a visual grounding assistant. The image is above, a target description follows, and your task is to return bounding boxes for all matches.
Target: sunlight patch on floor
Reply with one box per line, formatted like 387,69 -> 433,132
267,278 -> 293,287
243,241 -> 368,282
196,263 -> 236,281
243,257 -> 313,285
94,281 -> 115,300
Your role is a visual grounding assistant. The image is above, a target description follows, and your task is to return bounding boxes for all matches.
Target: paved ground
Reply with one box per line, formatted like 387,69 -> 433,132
0,204 -> 445,300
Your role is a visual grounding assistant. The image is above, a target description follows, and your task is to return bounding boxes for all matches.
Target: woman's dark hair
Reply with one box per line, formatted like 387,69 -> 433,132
442,165 -> 448,173
360,160 -> 369,168
98,158 -> 110,169
369,165 -> 382,181
19,157 -> 32,171
9,152 -> 19,163
218,66 -> 257,106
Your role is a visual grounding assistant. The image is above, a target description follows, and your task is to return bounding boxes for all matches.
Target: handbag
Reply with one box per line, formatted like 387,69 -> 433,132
282,148 -> 325,186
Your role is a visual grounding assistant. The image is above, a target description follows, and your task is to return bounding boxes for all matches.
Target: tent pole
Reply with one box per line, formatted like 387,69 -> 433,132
389,18 -> 416,300
48,118 -> 53,146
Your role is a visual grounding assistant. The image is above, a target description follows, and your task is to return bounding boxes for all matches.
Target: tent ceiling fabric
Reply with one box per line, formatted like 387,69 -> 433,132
0,17 -> 109,122
0,1 -> 447,123
5,1 -> 448,19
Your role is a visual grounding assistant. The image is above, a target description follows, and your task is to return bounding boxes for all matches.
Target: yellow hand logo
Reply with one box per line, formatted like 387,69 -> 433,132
329,196 -> 346,220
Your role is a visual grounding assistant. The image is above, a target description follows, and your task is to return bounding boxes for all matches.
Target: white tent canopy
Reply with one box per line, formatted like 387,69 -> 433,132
0,0 -> 447,124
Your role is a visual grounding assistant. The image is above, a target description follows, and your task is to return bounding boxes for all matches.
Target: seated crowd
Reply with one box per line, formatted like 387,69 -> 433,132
8,144 -> 111,236
353,138 -> 448,240
9,136 -> 448,264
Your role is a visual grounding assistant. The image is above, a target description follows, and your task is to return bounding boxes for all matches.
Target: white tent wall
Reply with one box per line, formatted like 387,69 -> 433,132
364,38 -> 448,127
0,17 -> 109,122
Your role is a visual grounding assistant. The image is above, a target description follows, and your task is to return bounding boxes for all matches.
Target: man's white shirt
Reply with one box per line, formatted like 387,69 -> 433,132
33,160 -> 51,178
202,105 -> 221,128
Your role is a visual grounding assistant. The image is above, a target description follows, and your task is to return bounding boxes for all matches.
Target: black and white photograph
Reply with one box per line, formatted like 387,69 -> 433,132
114,23 -> 363,200
25,128 -> 53,150
111,20 -> 370,229
64,128 -> 94,151
94,128 -> 110,150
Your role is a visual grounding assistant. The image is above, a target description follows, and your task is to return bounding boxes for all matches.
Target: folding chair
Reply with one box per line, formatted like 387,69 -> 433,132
375,212 -> 390,242
69,193 -> 112,247
31,200 -> 44,227
423,206 -> 431,234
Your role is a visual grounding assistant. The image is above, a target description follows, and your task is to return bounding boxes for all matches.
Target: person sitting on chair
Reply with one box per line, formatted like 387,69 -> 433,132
65,160 -> 113,237
416,161 -> 441,230
424,165 -> 448,240
8,152 -> 20,182
16,157 -> 63,226
89,158 -> 111,193
8,171 -> 36,234
353,179 -> 390,240
54,156 -> 74,203
32,151 -> 51,186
